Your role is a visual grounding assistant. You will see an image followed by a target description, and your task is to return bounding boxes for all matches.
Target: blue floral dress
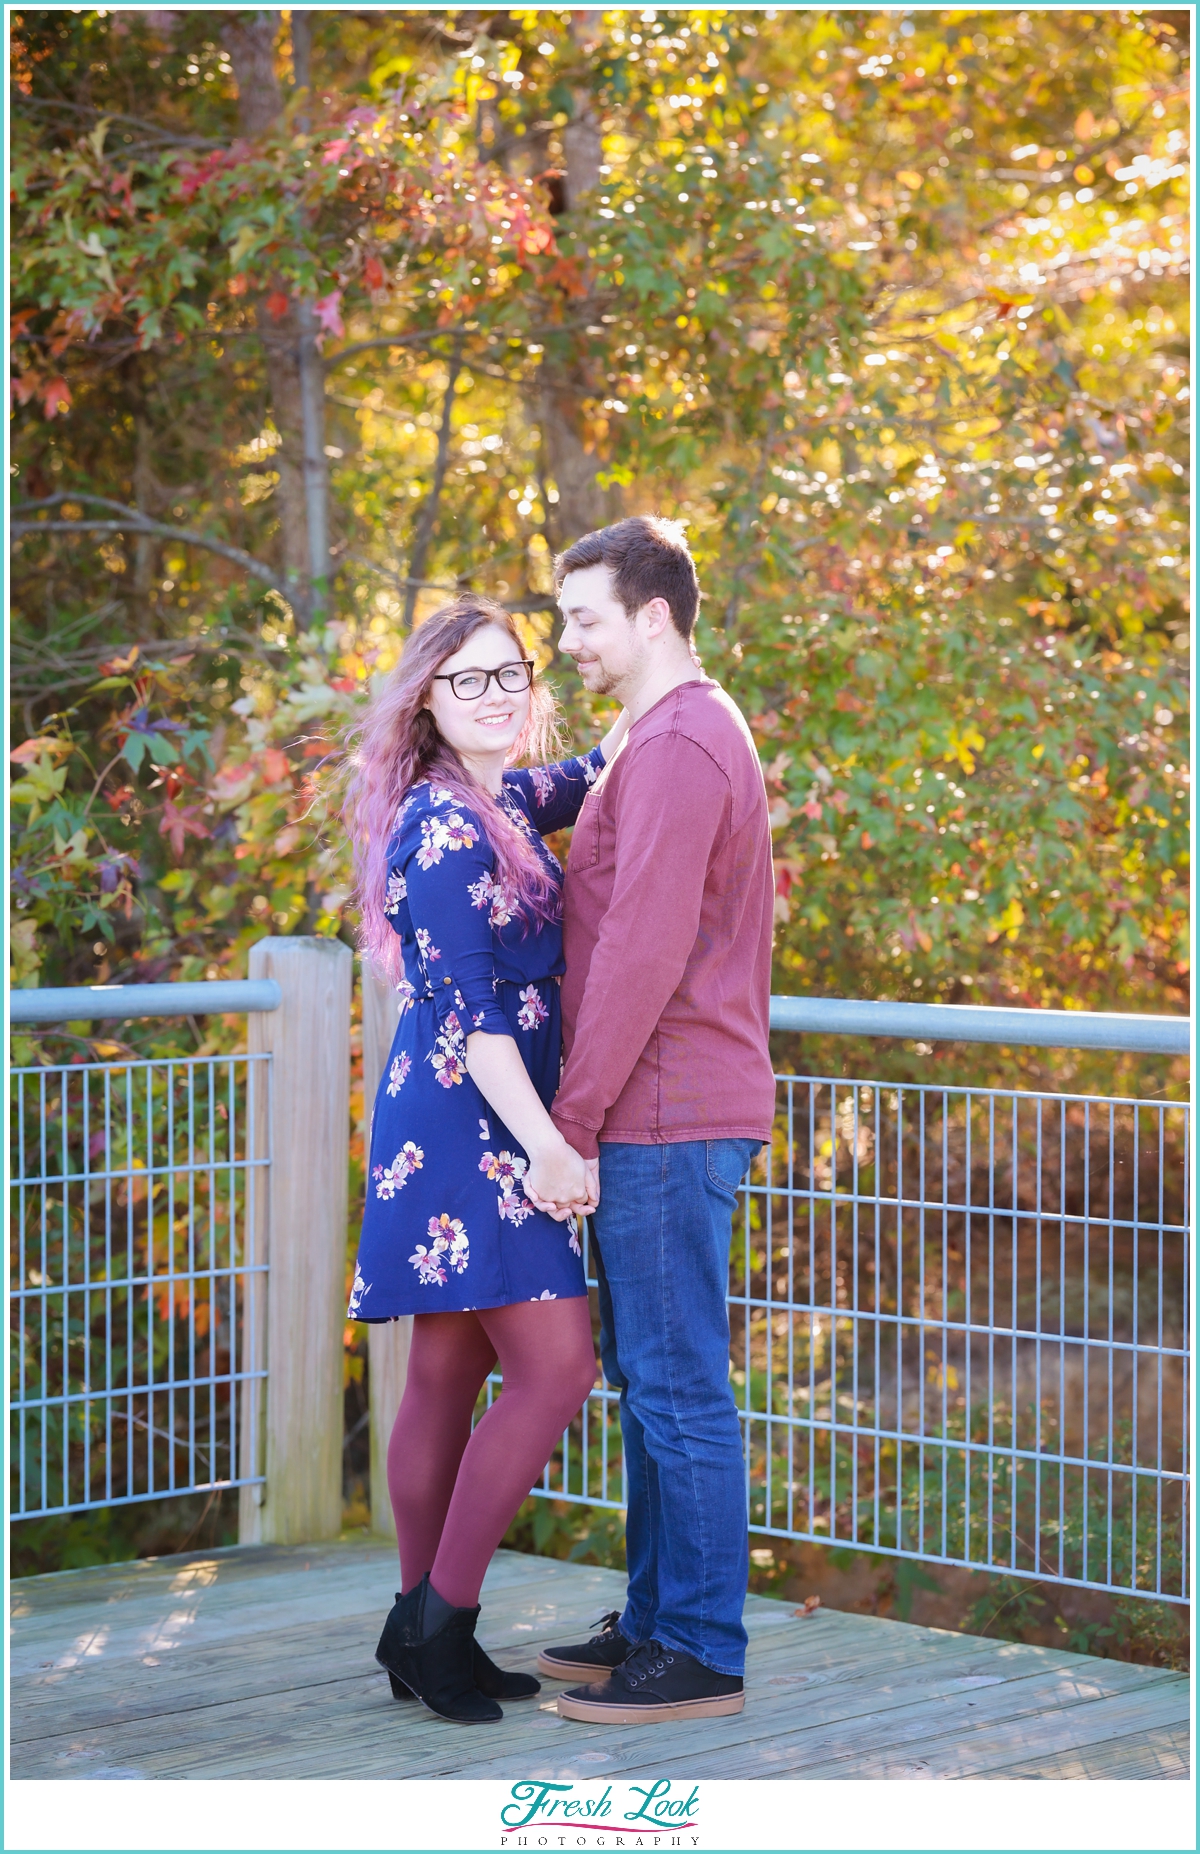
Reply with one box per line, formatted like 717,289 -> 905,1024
348,747 -> 605,1321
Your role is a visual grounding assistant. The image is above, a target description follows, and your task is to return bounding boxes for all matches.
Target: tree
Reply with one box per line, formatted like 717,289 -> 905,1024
10,8 -> 1188,1064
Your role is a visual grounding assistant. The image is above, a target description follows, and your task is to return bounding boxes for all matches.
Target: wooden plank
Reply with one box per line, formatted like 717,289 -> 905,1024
794,1685 -> 1192,1782
9,1544 -> 1187,1784
448,1652 -> 1181,1785
13,1614 -> 1172,1785
969,1724 -> 1190,1781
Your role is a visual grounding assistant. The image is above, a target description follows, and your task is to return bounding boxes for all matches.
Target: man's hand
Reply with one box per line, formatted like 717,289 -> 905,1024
524,1136 -> 593,1221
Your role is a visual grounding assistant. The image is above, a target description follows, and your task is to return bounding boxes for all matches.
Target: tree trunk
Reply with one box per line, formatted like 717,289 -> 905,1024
132,412 -> 158,629
222,9 -> 328,630
403,341 -> 464,628
256,311 -> 313,625
221,11 -> 283,135
536,49 -> 617,550
297,300 -> 330,622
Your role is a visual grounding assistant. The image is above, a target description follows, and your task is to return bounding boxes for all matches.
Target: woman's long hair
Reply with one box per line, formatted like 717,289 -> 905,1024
346,597 -> 563,983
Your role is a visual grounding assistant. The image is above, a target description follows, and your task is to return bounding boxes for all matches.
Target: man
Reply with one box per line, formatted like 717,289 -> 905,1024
536,515 -> 776,1723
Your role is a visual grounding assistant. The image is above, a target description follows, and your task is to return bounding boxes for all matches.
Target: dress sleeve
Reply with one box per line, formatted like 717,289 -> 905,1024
400,798 -> 512,1039
505,744 -> 607,835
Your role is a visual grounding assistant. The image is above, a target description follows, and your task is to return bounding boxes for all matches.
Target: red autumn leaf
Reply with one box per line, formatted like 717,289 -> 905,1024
159,798 -> 209,859
11,736 -> 63,764
313,290 -> 344,344
520,223 -> 554,255
262,747 -> 291,784
321,138 -> 351,166
802,797 -> 823,820
11,371 -> 42,407
43,377 -> 71,418
266,289 -> 289,320
363,255 -> 386,292
545,256 -> 588,298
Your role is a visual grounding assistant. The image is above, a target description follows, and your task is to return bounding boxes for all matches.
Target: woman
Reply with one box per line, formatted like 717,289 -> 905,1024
345,595 -> 625,1726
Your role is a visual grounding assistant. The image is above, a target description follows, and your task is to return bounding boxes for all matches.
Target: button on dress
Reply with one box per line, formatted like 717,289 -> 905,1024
349,747 -> 605,1321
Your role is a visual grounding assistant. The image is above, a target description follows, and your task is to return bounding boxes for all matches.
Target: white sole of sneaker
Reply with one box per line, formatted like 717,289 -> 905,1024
556,1690 -> 745,1723
536,1653 -> 618,1681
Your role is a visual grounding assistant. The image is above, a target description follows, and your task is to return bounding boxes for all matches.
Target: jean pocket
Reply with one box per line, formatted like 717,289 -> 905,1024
706,1139 -> 753,1196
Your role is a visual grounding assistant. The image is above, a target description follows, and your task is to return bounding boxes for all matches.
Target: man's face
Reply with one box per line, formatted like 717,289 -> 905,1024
557,563 -> 646,697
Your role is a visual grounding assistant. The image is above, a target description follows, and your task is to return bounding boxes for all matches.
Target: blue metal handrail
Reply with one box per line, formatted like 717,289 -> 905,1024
9,979 -> 281,1024
769,995 -> 1189,1057
7,980 -> 1189,1053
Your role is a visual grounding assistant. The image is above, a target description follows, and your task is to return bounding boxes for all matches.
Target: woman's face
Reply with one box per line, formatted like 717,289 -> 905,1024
424,622 -> 532,774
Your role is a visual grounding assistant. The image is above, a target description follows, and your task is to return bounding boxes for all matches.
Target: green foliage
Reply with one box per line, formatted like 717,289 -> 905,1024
9,8 -> 1188,1051
959,1573 -> 1188,1671
10,1490 -> 239,1578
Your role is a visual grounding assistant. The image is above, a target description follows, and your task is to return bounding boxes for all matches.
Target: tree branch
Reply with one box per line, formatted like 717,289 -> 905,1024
324,316 -> 598,374
14,95 -> 223,150
11,495 -> 286,597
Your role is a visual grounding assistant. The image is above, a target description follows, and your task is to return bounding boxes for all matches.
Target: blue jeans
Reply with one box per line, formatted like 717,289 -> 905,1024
591,1139 -> 759,1677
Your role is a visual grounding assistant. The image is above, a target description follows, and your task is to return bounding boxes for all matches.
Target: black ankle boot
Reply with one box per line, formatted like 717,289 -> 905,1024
387,1638 -> 540,1704
472,1642 -> 540,1702
375,1577 -> 503,1724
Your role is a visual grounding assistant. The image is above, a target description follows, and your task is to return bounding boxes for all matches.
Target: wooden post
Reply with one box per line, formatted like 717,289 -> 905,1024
238,936 -> 352,1546
361,956 -> 413,1541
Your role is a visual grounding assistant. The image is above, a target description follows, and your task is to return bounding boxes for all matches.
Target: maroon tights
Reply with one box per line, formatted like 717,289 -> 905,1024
387,1297 -> 597,1609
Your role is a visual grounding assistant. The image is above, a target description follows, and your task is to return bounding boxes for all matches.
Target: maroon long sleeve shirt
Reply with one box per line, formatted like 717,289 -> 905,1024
552,676 -> 776,1161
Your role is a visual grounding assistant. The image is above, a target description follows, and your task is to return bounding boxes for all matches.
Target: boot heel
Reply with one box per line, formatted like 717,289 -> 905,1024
387,1669 -> 415,1702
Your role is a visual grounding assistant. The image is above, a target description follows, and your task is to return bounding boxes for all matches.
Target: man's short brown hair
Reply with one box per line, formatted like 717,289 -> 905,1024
553,515 -> 701,639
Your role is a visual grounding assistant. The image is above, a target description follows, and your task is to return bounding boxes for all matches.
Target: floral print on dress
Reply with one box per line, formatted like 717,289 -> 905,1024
429,1022 -> 467,1088
481,1149 -> 536,1227
348,1266 -> 371,1317
409,1213 -> 470,1285
354,751 -> 605,1319
529,765 -> 555,808
416,808 -> 479,870
468,871 -> 516,929
415,926 -> 441,962
373,1140 -> 424,1200
517,984 -> 549,1032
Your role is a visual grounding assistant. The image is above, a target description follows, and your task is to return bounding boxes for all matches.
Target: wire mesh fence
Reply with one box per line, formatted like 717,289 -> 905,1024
525,1075 -> 1190,1604
9,1055 -> 269,1519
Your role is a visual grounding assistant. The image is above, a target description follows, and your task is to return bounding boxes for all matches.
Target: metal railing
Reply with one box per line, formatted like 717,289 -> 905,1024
10,981 -> 1190,1605
517,1004 -> 1191,1606
9,977 -> 276,1519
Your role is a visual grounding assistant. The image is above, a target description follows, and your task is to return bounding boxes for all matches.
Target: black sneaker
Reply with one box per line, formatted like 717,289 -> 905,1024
557,1640 -> 744,1723
537,1609 -> 635,1682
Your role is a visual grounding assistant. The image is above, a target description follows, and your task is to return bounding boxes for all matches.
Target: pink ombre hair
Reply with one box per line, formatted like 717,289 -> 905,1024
345,597 -> 563,983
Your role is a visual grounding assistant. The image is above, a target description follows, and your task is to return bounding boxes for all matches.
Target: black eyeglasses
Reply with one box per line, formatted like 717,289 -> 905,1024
432,660 -> 535,701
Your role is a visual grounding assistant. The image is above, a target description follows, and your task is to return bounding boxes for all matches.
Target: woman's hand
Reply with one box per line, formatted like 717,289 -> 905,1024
524,1135 -> 598,1221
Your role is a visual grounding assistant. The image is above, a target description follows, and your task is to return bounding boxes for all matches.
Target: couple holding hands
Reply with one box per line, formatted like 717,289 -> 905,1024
346,516 -> 775,1727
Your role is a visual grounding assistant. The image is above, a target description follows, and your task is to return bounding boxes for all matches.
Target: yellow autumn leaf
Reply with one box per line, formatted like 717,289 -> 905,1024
943,724 -> 985,774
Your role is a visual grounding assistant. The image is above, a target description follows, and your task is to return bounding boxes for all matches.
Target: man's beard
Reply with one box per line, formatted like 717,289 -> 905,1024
578,659 -> 623,698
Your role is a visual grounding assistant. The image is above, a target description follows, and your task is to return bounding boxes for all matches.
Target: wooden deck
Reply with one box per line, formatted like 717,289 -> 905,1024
9,1538 -> 1189,1782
